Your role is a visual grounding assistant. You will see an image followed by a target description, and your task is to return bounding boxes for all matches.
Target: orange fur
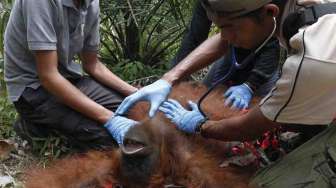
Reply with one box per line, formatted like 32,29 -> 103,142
25,151 -> 122,188
24,82 -> 259,188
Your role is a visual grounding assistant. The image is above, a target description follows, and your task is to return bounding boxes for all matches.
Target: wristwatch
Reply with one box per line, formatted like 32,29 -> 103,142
195,117 -> 208,136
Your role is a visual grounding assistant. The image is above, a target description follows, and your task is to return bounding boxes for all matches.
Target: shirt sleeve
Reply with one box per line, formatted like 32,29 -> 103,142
24,0 -> 58,51
246,38 -> 280,91
83,0 -> 100,52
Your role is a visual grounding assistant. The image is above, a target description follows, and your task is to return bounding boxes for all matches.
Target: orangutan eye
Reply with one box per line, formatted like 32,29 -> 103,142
123,138 -> 145,148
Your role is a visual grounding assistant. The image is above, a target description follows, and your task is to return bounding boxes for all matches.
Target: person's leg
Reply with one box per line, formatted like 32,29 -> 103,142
170,0 -> 212,67
13,117 -> 50,143
14,77 -> 124,151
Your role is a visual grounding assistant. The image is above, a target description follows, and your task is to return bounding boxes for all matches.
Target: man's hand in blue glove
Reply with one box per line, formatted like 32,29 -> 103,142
224,83 -> 253,110
116,79 -> 172,118
159,99 -> 206,134
104,115 -> 138,145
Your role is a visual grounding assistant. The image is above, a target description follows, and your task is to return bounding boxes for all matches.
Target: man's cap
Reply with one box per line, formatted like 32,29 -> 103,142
202,0 -> 272,18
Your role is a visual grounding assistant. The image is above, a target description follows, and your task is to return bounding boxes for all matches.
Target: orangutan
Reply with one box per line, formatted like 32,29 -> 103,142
24,82 -> 259,188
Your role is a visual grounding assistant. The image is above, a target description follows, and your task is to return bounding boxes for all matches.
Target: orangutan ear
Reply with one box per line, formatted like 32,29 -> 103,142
120,136 -> 153,157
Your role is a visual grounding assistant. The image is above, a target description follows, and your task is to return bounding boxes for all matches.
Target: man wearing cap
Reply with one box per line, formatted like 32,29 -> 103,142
4,0 -> 141,150
116,0 -> 330,117
115,0 -> 330,117
171,0 -> 280,111
116,0 -> 283,118
116,0 -> 336,186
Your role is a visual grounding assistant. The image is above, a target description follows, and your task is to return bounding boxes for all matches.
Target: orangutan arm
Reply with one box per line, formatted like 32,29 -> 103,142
201,107 -> 281,141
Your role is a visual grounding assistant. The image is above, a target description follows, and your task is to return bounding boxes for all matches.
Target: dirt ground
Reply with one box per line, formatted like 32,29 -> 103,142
0,136 -> 64,188
0,137 -> 34,188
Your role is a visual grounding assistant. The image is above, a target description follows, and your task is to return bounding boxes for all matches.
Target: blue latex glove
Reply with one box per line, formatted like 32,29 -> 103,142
159,99 -> 205,134
224,83 -> 253,110
116,79 -> 172,118
104,116 -> 138,145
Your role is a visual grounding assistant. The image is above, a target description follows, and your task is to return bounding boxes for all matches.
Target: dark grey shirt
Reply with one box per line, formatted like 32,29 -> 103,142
4,0 -> 100,102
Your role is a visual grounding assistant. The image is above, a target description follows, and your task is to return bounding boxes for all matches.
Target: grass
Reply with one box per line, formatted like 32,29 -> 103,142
0,97 -> 16,139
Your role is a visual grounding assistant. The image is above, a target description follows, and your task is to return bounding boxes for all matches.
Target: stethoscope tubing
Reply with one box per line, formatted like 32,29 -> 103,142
197,17 -> 277,117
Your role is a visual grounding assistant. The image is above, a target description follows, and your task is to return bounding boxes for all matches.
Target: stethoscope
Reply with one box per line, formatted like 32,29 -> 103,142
197,17 -> 277,117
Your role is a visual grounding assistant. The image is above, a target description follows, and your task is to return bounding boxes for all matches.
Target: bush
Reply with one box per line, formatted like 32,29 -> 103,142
99,0 -> 194,80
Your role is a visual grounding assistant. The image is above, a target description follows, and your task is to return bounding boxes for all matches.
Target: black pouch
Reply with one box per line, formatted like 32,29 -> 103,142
282,3 -> 336,47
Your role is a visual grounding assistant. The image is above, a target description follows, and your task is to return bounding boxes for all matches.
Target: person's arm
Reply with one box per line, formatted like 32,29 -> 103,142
163,33 -> 228,85
201,107 -> 281,141
34,51 -> 113,124
159,99 -> 280,141
116,33 -> 228,117
36,51 -> 138,144
81,52 -> 137,96
80,1 -> 137,96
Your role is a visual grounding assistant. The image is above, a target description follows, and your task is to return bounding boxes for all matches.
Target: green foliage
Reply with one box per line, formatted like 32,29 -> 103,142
0,96 -> 17,139
0,48 -> 16,138
99,0 -> 194,71
106,58 -> 169,81
0,2 -> 17,139
30,135 -> 71,159
0,0 -> 13,58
